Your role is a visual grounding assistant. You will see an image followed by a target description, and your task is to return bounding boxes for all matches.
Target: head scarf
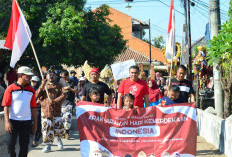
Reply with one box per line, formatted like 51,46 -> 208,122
90,68 -> 100,76
149,79 -> 163,103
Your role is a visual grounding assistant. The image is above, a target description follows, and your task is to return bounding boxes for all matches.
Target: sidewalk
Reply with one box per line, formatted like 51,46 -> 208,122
197,136 -> 226,157
1,117 -> 226,157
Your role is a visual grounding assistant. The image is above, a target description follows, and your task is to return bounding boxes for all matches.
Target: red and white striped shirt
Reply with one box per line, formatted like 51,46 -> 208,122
2,82 -> 36,120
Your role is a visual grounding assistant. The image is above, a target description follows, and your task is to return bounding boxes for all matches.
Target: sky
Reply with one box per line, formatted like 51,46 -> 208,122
84,0 -> 230,44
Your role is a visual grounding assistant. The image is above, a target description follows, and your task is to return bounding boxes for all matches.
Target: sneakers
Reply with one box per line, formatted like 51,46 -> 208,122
57,138 -> 63,149
42,145 -> 51,153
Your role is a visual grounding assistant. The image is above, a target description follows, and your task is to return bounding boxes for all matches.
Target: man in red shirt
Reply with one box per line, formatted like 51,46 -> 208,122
2,66 -> 37,157
117,65 -> 149,109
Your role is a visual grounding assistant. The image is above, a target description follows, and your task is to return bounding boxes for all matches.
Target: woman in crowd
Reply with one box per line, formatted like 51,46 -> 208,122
148,79 -> 163,106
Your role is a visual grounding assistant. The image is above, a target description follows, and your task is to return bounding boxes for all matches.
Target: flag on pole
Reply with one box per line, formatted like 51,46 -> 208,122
4,0 -> 31,68
165,0 -> 175,60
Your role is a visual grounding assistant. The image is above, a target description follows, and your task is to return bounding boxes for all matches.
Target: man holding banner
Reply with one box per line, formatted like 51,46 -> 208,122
169,65 -> 195,103
81,68 -> 112,106
117,65 -> 149,109
76,100 -> 197,156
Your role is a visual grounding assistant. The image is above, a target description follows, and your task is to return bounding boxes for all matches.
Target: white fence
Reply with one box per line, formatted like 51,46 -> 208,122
197,108 -> 232,157
0,112 -> 6,137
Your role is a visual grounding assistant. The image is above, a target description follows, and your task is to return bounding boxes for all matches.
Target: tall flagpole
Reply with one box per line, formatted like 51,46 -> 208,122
15,0 -> 51,101
169,0 -> 175,86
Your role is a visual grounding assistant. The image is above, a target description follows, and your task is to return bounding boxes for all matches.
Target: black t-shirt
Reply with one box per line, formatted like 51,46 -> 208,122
82,81 -> 112,104
60,79 -> 76,102
170,77 -> 194,103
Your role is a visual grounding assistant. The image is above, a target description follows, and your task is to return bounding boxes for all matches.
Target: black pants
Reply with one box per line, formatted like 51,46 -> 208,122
33,109 -> 41,142
8,119 -> 32,157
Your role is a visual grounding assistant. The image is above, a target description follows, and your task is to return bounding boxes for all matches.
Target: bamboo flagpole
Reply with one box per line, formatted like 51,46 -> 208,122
15,0 -> 51,101
167,0 -> 175,86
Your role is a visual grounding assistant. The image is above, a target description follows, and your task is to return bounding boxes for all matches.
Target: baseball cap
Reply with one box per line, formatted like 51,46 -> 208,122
18,66 -> 34,75
79,77 -> 85,81
31,76 -> 40,82
70,70 -> 76,74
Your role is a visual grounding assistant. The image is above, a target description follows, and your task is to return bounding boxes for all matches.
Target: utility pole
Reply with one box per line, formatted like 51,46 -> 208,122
188,0 -> 192,83
210,0 -> 224,117
184,0 -> 188,46
149,19 -> 152,65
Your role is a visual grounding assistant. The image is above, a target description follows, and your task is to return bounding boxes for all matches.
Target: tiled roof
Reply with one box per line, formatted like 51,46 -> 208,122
128,36 -> 166,63
0,40 -> 9,50
115,47 -> 155,62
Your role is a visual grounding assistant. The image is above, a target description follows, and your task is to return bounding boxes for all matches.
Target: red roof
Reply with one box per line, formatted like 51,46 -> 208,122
115,47 -> 155,62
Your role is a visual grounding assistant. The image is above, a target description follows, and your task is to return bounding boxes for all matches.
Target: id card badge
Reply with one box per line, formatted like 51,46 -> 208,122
179,86 -> 190,93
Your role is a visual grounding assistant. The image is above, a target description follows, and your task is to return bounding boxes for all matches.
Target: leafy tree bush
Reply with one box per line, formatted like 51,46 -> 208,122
207,21 -> 232,117
0,1 -> 126,69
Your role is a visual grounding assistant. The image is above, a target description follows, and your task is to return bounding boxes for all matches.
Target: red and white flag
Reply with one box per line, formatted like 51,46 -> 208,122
4,0 -> 31,68
166,0 -> 175,60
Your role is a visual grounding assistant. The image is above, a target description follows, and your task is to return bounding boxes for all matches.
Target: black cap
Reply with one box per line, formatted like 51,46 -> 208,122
70,70 -> 76,74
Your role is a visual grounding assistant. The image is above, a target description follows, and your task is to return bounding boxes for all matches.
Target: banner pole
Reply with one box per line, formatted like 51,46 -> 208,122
15,0 -> 51,101
169,2 -> 175,86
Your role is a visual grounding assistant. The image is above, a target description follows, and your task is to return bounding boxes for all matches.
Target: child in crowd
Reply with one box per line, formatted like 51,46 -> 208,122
122,93 -> 135,111
89,87 -> 100,103
158,85 -> 184,106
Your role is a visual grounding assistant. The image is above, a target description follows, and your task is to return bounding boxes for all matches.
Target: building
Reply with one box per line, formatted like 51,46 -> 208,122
107,7 -> 166,73
65,7 -> 168,77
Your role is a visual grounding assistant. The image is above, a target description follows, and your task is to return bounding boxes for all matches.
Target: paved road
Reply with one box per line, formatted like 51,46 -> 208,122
28,117 -> 81,157
1,116 -> 226,157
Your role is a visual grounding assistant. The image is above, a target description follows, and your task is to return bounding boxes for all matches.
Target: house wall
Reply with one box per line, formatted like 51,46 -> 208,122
108,8 -> 166,64
132,31 -> 141,39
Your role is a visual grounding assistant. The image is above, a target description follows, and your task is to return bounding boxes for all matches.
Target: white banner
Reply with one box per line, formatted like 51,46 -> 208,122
111,59 -> 135,80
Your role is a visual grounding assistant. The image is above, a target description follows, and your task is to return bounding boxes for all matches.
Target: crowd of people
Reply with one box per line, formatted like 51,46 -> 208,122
0,64 -> 198,156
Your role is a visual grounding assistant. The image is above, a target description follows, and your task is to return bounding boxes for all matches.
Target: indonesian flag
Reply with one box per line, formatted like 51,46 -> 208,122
165,0 -> 175,60
4,0 -> 31,68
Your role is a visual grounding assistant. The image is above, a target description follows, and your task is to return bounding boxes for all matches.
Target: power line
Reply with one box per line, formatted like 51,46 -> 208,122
156,0 -> 185,15
191,0 -> 229,19
150,23 -> 184,39
87,0 -> 160,5
190,1 -> 229,21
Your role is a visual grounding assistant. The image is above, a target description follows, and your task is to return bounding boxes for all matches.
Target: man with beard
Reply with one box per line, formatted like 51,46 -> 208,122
36,71 -> 66,153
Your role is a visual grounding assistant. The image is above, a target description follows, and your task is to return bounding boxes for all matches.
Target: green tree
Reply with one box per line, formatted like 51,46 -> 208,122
143,35 -> 165,49
70,4 -> 126,69
207,21 -> 232,117
0,1 -> 126,69
229,0 -> 232,20
153,35 -> 165,49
